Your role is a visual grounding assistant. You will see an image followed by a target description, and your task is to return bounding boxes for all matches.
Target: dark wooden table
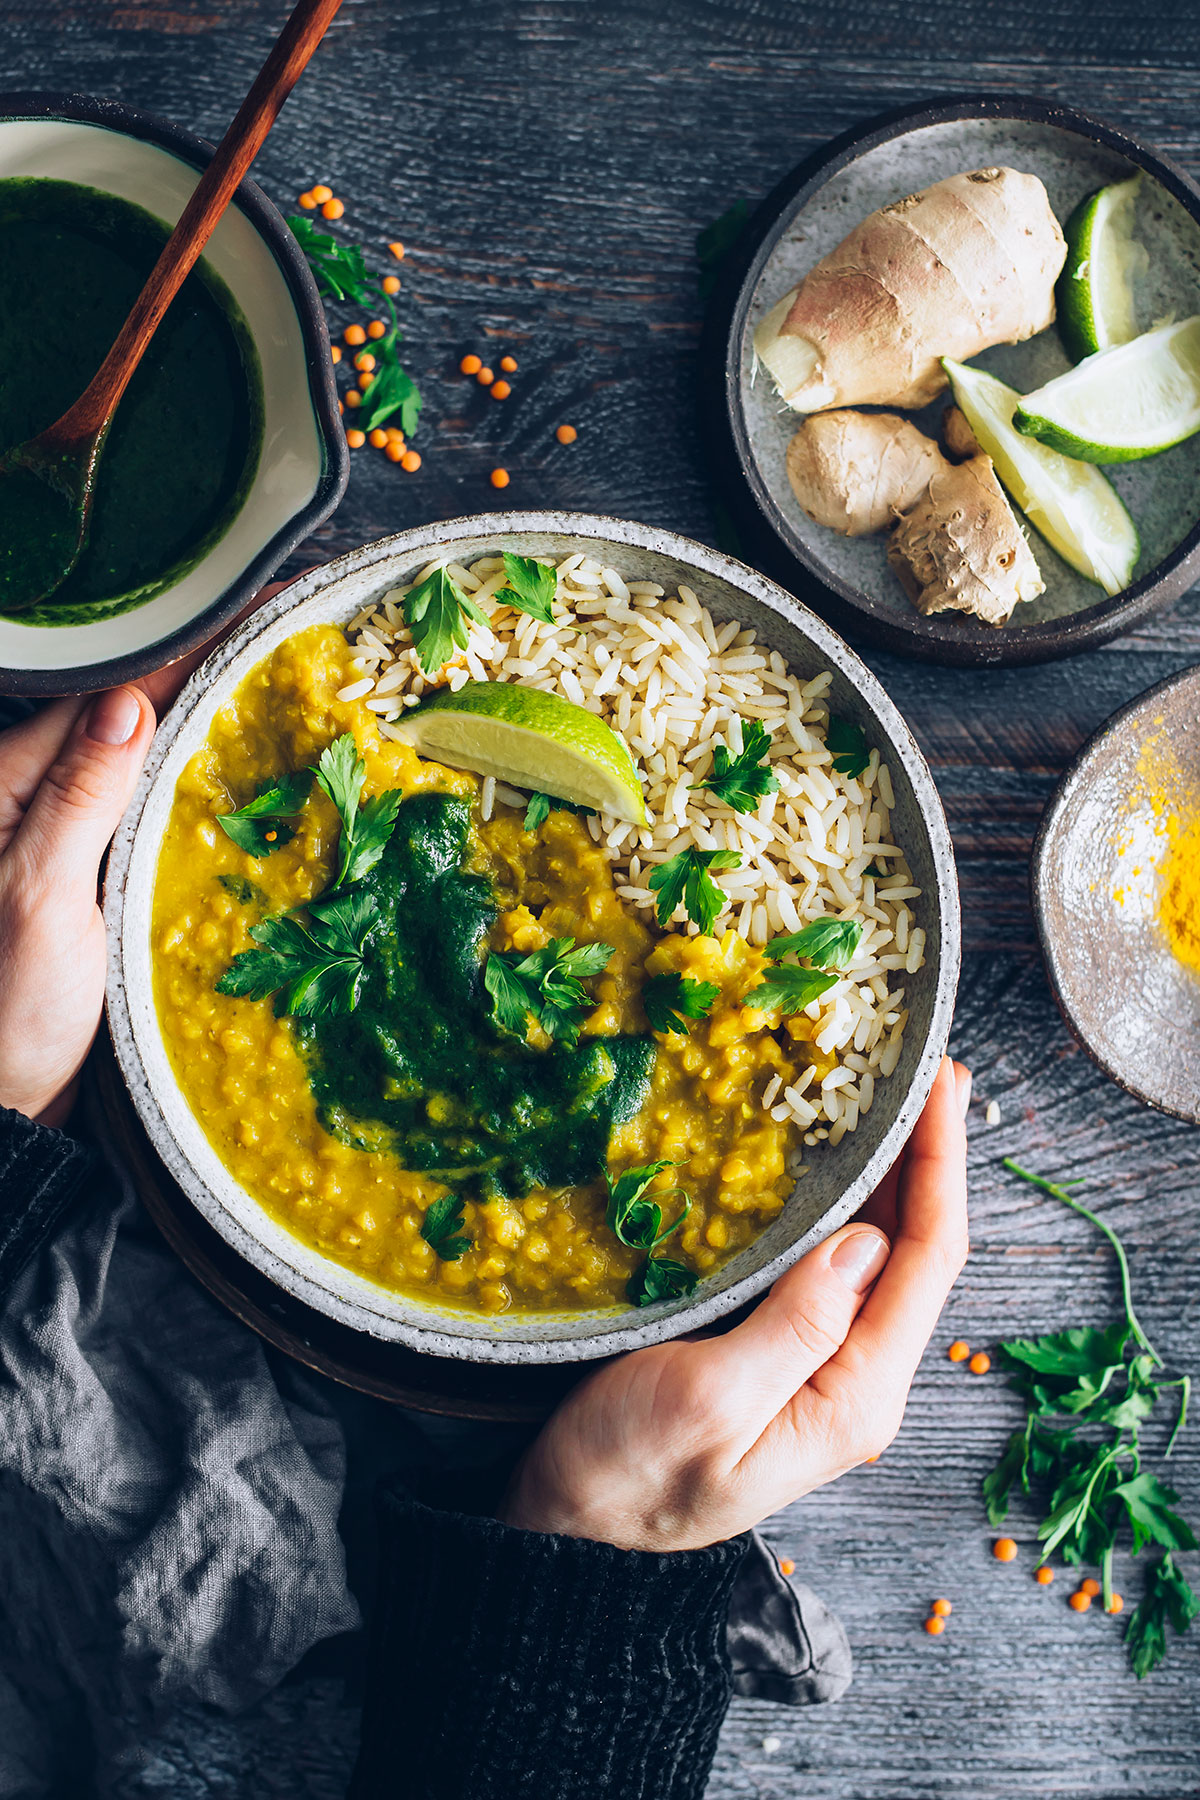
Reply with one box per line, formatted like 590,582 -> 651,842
8,3 -> 1200,1795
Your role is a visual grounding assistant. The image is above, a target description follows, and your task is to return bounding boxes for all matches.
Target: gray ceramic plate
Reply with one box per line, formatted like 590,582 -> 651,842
705,97 -> 1200,668
1034,664 -> 1200,1122
103,513 -> 960,1365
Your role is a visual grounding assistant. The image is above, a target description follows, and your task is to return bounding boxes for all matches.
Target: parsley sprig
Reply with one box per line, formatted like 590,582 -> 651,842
627,1256 -> 699,1308
523,791 -> 586,833
216,771 -> 312,856
641,971 -> 719,1036
354,292 -> 421,436
691,719 -> 779,815
982,1159 -> 1195,1676
314,734 -> 404,891
286,216 -> 422,437
826,715 -> 871,779
403,564 -> 490,675
498,554 -> 558,627
648,847 -> 741,934
605,1160 -> 691,1251
215,889 -> 377,1018
484,937 -> 614,1047
420,1194 -> 471,1262
747,916 -> 862,1014
287,215 -> 375,302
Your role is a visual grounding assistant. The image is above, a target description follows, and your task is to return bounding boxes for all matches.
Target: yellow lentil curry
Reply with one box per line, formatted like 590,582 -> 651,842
152,625 -> 817,1316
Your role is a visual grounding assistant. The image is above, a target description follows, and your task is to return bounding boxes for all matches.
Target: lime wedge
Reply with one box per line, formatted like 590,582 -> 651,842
1015,316 -> 1200,462
943,359 -> 1139,596
392,681 -> 648,824
1057,175 -> 1148,362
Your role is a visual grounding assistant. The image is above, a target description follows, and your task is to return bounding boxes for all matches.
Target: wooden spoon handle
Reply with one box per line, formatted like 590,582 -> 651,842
57,0 -> 343,443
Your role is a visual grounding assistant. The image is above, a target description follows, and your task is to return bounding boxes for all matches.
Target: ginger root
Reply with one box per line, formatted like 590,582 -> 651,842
941,405 -> 980,462
786,411 -> 949,535
755,167 -> 1066,414
887,455 -> 1045,626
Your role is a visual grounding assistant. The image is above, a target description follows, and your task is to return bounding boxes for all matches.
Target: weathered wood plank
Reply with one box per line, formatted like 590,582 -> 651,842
4,1 -> 1200,1795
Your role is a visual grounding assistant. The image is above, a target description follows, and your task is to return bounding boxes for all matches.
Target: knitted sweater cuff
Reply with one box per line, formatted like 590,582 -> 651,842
351,1482 -> 749,1800
0,1105 -> 99,1302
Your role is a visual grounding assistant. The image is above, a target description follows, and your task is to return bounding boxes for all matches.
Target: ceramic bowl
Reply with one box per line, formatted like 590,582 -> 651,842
103,513 -> 961,1364
1034,664 -> 1200,1122
0,92 -> 348,697
703,96 -> 1200,669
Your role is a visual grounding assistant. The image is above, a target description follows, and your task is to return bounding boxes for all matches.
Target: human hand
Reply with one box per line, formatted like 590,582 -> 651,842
0,583 -> 293,1128
499,1057 -> 971,1552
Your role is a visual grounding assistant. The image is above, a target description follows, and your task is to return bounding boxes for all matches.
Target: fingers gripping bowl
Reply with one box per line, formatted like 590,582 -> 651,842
104,516 -> 960,1364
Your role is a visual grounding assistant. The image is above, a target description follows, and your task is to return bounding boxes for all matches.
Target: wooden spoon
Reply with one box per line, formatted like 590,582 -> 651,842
0,0 -> 343,616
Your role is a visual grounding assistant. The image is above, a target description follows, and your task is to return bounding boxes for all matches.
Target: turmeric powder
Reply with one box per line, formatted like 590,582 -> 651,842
1159,813 -> 1200,976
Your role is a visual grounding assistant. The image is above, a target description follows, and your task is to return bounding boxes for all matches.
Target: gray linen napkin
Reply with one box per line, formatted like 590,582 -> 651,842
0,1111 -> 848,1799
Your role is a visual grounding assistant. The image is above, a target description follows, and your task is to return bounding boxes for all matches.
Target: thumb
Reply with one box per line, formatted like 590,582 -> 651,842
12,685 -> 155,892
702,1221 -> 892,1432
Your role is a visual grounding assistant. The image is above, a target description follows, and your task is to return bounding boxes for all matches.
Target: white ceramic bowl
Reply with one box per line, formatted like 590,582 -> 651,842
0,93 -> 348,696
104,513 -> 961,1364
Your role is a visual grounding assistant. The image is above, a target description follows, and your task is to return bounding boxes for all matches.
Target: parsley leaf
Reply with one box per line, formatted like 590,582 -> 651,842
1000,1323 -> 1132,1382
1112,1473 -> 1198,1556
627,1255 -> 700,1307
691,719 -> 779,814
983,1423 -> 1033,1527
484,937 -> 614,1047
313,733 -> 403,890
403,565 -> 490,675
648,847 -> 740,934
522,791 -> 586,833
500,553 -> 559,626
420,1194 -> 471,1262
826,715 -> 871,778
763,917 -> 863,970
523,792 -> 552,832
749,964 -> 839,1014
641,972 -> 720,1035
357,355 -> 422,436
605,1160 -> 690,1251
216,770 -> 312,856
215,889 -> 377,1018
286,215 -> 375,303
1127,1554 -> 1200,1678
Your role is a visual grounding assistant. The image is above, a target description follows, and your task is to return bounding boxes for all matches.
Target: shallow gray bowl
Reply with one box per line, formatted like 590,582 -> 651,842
103,513 -> 961,1364
705,96 -> 1200,669
1034,664 -> 1200,1122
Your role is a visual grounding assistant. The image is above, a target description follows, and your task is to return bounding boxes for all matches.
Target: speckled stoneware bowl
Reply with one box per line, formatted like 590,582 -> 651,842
0,92 -> 348,697
1034,664 -> 1200,1123
104,514 -> 961,1364
705,96 -> 1200,668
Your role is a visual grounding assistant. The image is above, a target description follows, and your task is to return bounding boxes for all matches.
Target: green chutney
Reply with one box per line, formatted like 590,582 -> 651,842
297,792 -> 655,1203
0,178 -> 263,626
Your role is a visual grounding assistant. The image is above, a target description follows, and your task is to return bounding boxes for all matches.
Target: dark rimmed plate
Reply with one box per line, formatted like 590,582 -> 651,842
1033,663 -> 1200,1122
701,95 -> 1200,668
0,92 -> 349,698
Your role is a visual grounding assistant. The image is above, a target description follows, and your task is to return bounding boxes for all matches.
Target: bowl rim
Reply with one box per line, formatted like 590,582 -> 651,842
700,92 -> 1200,670
0,89 -> 350,698
1031,659 -> 1200,1123
104,509 -> 962,1363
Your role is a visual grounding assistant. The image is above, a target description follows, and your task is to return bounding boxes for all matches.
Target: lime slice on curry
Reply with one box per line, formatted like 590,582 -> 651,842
392,681 -> 649,824
1057,175 -> 1147,362
1014,316 -> 1200,462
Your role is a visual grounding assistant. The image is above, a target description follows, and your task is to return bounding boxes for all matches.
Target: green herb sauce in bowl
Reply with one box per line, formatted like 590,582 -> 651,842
0,177 -> 263,626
